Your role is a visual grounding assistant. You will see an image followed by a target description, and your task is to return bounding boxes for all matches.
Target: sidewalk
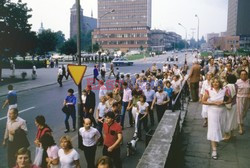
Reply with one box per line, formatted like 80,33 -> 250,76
181,102 -> 250,168
0,66 -> 93,97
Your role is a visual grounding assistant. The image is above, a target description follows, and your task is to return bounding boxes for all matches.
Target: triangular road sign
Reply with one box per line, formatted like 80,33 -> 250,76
67,64 -> 87,85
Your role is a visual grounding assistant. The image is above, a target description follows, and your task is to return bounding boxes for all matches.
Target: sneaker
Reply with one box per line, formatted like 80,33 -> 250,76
64,129 -> 69,133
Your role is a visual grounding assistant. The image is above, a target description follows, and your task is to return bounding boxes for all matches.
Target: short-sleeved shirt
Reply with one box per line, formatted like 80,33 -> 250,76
47,145 -> 59,160
7,91 -> 17,105
98,102 -> 106,118
65,95 -> 76,105
154,92 -> 168,105
122,88 -> 132,102
137,102 -> 149,114
143,89 -> 155,102
79,127 -> 101,147
58,148 -> 79,168
103,122 -> 122,147
164,87 -> 173,98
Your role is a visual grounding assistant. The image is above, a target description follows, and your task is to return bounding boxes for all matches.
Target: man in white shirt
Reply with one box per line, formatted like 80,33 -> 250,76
79,118 -> 100,168
3,108 -> 28,168
57,67 -> 63,87
99,80 -> 107,99
121,82 -> 133,129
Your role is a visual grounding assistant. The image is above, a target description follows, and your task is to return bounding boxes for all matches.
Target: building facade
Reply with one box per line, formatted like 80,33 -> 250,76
70,3 -> 97,39
92,0 -> 152,52
227,0 -> 250,49
209,36 -> 240,51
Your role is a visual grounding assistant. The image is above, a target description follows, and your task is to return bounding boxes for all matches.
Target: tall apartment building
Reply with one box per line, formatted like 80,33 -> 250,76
227,0 -> 250,49
92,0 -> 152,52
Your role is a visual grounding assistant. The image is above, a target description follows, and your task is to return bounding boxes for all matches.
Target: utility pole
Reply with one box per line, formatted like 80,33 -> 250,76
76,0 -> 83,149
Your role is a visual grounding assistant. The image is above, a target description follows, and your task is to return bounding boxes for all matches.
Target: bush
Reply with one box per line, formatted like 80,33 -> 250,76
2,60 -> 46,69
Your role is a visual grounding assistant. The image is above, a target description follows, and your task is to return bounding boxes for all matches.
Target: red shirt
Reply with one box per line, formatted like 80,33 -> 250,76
103,121 -> 122,147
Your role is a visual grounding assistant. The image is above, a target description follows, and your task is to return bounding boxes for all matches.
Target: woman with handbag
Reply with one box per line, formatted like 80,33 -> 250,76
34,115 -> 52,168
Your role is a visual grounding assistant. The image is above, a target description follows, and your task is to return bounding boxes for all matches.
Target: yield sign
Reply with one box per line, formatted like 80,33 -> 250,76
67,64 -> 87,85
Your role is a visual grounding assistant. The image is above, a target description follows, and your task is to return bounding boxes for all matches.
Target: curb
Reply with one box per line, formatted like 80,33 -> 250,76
0,73 -> 94,98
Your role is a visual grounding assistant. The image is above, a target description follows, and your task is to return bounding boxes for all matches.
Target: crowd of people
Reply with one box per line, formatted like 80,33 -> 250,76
189,56 -> 250,160
2,55 -> 250,167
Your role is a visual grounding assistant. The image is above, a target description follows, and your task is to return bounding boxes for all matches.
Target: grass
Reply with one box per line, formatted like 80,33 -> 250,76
0,77 -> 27,87
126,53 -> 150,60
201,52 -> 213,58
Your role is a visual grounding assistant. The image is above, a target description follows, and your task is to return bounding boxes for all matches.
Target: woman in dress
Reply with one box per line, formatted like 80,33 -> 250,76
200,72 -> 213,127
224,74 -> 238,140
236,70 -> 250,135
58,136 -> 80,168
202,77 -> 231,159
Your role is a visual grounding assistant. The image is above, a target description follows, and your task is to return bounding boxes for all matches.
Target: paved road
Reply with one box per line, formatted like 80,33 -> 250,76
0,52 -> 193,167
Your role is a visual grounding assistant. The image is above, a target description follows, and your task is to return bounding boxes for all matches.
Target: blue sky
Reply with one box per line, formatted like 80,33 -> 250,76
18,0 -> 228,40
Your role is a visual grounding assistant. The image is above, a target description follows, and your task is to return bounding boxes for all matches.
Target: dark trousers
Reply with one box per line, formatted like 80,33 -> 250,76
57,75 -> 63,87
137,113 -> 148,139
97,118 -> 104,143
93,76 -> 99,84
103,145 -> 122,168
121,101 -> 129,128
65,106 -> 76,130
7,141 -> 16,168
190,82 -> 199,102
83,145 -> 97,168
147,102 -> 154,126
156,104 -> 166,122
108,70 -> 116,78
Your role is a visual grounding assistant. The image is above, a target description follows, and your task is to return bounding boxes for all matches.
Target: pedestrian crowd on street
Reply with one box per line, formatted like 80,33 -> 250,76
188,55 -> 250,160
2,59 -> 189,168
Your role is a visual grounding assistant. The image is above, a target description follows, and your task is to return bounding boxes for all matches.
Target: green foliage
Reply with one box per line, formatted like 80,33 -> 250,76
93,42 -> 100,52
59,38 -> 77,55
2,60 -> 46,69
36,29 -> 58,55
55,31 -> 65,51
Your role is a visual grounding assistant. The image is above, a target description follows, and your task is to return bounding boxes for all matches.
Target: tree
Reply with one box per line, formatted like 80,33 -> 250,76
59,38 -> 77,56
55,31 -> 65,51
36,29 -> 58,55
93,42 -> 100,53
0,0 -> 35,79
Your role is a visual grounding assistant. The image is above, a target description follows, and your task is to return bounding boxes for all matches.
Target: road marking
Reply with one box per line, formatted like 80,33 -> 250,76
0,107 -> 35,121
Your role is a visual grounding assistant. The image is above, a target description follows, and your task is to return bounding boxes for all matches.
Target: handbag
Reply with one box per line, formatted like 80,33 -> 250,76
62,105 -> 69,114
33,147 -> 44,166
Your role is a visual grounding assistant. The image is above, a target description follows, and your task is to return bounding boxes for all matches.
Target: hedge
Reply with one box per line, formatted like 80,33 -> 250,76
2,60 -> 46,69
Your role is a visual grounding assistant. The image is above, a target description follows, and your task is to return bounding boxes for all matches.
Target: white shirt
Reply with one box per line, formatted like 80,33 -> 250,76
58,149 -> 79,168
47,145 -> 59,160
163,66 -> 168,73
4,117 -> 27,141
122,87 -> 132,102
79,127 -> 101,147
58,68 -> 63,75
98,102 -> 106,117
171,80 -> 181,92
99,85 -> 107,99
81,95 -> 86,104
137,102 -> 149,114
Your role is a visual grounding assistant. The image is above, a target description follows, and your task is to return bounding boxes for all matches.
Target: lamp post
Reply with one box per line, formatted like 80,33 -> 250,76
195,14 -> 200,49
97,9 -> 115,70
178,23 -> 187,49
76,0 -> 83,149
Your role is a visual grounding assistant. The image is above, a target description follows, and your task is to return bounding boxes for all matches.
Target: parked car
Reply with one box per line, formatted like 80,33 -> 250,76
112,58 -> 133,66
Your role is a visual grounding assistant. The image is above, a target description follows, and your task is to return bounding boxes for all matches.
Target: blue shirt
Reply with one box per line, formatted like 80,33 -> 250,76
164,87 -> 173,98
7,91 -> 17,105
143,89 -> 155,102
65,95 -> 76,105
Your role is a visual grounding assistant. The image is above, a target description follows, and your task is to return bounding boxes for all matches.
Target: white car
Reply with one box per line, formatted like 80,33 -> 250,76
111,58 -> 134,66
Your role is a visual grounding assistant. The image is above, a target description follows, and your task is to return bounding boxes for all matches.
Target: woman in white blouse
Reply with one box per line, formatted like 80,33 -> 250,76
58,136 -> 80,168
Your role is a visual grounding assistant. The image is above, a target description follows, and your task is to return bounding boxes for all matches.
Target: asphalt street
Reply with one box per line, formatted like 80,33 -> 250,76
0,52 -> 193,167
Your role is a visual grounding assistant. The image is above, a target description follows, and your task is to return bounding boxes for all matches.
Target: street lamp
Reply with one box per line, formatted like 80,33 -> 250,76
178,23 -> 187,49
195,14 -> 200,49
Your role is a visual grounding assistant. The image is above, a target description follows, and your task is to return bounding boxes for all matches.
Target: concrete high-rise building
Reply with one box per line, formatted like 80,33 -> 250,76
93,0 -> 152,52
227,0 -> 250,36
70,3 -> 97,39
227,0 -> 250,49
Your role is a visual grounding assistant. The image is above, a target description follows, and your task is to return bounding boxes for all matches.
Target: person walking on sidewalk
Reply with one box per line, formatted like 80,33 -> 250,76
2,85 -> 17,114
57,67 -> 63,87
108,63 -> 116,79
62,65 -> 67,80
202,77 -> 231,160
188,60 -> 201,102
63,89 -> 76,133
121,82 -> 132,129
79,118 -> 101,168
93,65 -> 99,84
101,64 -> 106,82
99,80 -> 107,100
103,112 -> 123,168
